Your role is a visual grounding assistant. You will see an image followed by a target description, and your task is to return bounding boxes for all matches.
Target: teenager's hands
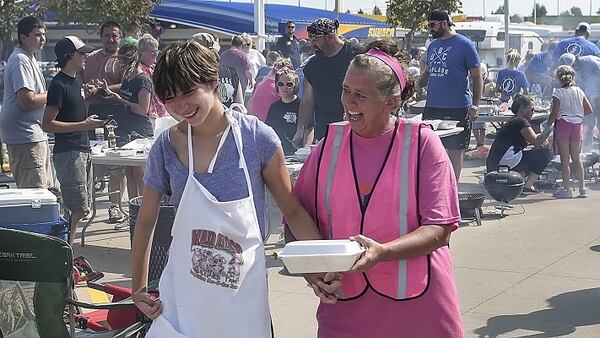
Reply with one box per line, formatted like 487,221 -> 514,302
99,79 -> 124,103
133,288 -> 162,320
304,272 -> 343,304
84,114 -> 105,129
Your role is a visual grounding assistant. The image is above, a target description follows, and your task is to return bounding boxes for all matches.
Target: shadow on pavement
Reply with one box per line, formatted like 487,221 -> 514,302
72,243 -> 132,279
473,287 -> 600,337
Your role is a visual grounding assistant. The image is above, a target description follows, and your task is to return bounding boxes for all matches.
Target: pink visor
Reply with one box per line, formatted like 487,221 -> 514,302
365,48 -> 407,93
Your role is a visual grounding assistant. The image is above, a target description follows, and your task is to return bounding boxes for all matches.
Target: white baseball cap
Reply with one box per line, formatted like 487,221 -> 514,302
575,22 -> 591,32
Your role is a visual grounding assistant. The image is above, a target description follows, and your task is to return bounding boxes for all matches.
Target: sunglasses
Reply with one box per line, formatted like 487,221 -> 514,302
277,81 -> 295,88
287,26 -> 295,29
427,21 -> 443,28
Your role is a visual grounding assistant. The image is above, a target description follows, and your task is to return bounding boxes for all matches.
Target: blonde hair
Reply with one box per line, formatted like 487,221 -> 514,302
506,49 -> 521,66
138,33 -> 159,51
349,37 -> 414,102
556,65 -> 576,87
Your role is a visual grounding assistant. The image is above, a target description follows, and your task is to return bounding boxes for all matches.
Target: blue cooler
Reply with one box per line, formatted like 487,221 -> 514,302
0,188 -> 68,242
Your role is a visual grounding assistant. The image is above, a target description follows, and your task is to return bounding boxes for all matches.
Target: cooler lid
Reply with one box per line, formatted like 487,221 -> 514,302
0,189 -> 57,206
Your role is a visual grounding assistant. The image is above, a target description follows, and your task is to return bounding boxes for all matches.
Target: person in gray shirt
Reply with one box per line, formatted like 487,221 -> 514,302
0,16 -> 49,188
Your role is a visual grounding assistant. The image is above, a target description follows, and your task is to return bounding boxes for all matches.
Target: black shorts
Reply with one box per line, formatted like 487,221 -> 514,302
512,147 -> 553,175
423,107 -> 471,150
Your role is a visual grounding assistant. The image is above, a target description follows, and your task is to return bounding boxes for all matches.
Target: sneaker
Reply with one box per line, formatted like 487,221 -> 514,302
579,188 -> 588,198
553,188 -> 573,199
107,205 -> 123,223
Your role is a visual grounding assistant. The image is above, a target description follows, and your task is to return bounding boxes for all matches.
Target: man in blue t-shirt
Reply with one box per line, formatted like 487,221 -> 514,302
420,9 -> 482,181
558,52 -> 600,153
553,22 -> 600,63
525,40 -> 557,97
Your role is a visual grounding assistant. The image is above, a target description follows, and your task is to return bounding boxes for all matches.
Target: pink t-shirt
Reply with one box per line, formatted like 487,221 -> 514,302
293,124 -> 463,338
250,79 -> 279,121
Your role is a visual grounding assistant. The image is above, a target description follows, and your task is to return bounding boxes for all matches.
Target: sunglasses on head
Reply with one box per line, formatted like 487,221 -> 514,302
277,81 -> 294,88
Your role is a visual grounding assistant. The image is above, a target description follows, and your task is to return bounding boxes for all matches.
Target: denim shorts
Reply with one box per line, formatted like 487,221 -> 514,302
53,150 -> 91,213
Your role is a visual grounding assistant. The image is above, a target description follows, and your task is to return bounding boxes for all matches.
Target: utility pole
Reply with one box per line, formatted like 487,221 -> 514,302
483,0 -> 486,19
254,0 -> 265,50
533,1 -> 537,24
504,0 -> 509,66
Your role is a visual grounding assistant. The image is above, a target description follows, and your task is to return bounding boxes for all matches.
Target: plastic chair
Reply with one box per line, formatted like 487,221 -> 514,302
0,228 -> 147,337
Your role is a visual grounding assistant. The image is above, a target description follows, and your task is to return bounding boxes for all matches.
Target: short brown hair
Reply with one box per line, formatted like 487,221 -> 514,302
17,16 -> 45,45
153,41 -> 219,103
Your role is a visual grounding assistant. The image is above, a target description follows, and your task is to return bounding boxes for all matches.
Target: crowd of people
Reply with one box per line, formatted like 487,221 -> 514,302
1,8 -> 599,337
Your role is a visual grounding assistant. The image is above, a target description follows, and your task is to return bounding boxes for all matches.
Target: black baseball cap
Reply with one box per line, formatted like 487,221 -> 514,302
427,10 -> 455,26
54,36 -> 95,58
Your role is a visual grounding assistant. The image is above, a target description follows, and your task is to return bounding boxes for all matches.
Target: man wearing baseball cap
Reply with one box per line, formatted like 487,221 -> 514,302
558,52 -> 600,153
42,36 -> 104,245
293,17 -> 363,143
552,22 -> 600,63
420,9 -> 482,181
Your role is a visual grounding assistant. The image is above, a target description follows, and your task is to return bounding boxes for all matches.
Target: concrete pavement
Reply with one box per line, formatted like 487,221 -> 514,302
72,157 -> 600,337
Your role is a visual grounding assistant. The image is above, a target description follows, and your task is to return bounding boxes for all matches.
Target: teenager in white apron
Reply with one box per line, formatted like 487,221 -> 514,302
130,41 -> 323,338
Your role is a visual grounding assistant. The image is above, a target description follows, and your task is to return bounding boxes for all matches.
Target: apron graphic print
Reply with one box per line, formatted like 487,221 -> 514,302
190,229 -> 244,289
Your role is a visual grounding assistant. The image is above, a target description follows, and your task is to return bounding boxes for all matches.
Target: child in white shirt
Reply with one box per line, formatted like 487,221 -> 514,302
548,65 -> 593,198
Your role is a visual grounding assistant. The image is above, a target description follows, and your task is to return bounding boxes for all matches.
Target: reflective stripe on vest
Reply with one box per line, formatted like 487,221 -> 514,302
324,124 -> 345,240
316,121 -> 429,301
396,121 -> 414,299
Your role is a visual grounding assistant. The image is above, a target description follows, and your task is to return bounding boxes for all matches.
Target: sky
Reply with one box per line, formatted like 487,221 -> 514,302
260,0 -> 600,17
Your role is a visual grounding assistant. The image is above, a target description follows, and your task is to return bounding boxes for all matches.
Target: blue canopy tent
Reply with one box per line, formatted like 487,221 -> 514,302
151,0 -> 393,38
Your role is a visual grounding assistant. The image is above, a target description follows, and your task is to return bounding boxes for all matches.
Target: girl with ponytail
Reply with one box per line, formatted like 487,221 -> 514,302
495,49 -> 529,103
548,65 -> 593,198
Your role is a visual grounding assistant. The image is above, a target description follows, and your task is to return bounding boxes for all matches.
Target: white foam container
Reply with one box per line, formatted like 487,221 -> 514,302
437,120 -> 459,130
294,147 -> 311,162
278,240 -> 365,274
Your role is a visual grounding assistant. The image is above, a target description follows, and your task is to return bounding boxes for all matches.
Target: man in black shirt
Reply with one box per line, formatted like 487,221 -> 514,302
293,18 -> 363,144
42,36 -> 104,245
275,20 -> 302,69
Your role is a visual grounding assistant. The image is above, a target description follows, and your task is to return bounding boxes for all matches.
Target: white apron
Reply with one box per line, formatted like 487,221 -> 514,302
146,111 -> 271,338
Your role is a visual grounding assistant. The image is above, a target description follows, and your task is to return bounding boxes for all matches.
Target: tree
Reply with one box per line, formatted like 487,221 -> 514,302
492,5 -> 505,14
345,9 -> 351,14
559,10 -> 572,16
358,8 -> 365,14
387,0 -> 462,50
0,0 -> 44,41
570,6 -> 583,16
0,0 -> 160,43
532,4 -> 548,18
44,0 -> 161,30
372,5 -> 383,15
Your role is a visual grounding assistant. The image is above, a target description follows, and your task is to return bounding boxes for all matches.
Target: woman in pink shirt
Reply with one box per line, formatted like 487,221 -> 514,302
249,59 -> 292,121
293,38 -> 464,337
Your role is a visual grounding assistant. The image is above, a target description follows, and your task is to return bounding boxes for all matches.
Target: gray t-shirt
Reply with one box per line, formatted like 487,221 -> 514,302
143,111 -> 281,236
0,47 -> 47,144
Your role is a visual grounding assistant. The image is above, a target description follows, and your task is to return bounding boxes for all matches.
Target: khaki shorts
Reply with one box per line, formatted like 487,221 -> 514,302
53,151 -> 91,213
6,141 -> 51,188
